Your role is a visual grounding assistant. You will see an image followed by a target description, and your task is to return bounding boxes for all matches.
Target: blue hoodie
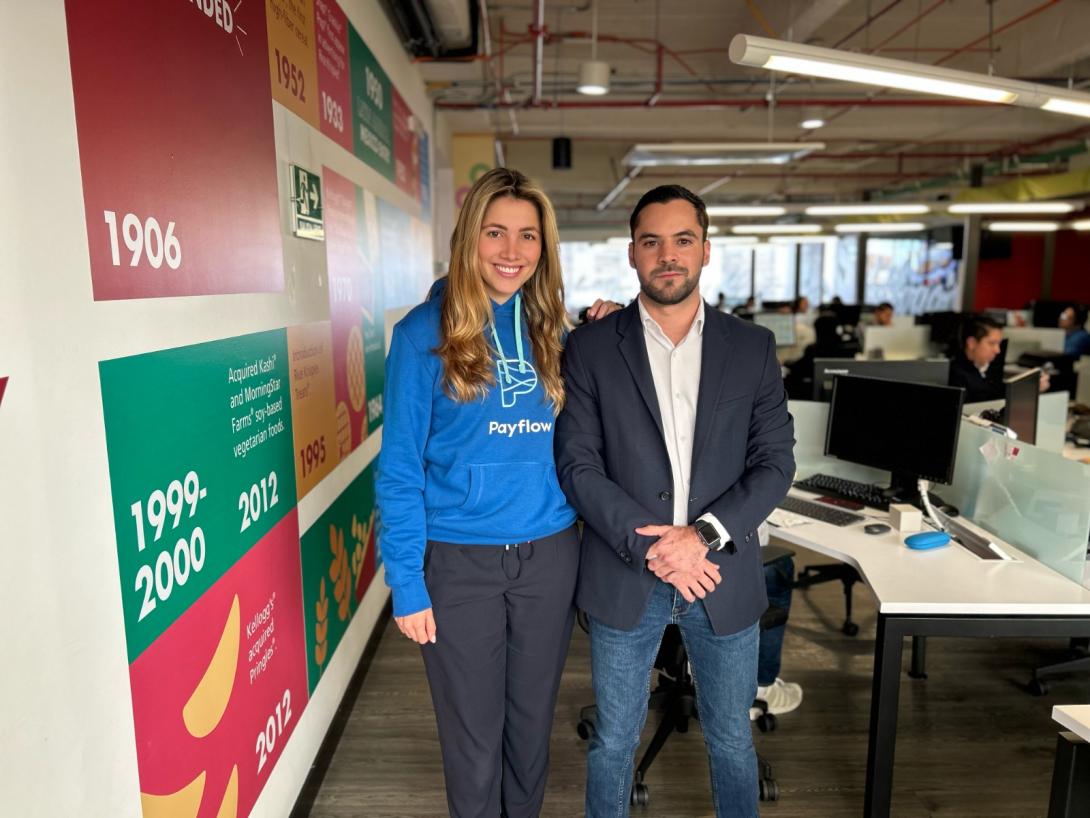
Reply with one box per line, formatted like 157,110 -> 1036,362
376,285 -> 576,616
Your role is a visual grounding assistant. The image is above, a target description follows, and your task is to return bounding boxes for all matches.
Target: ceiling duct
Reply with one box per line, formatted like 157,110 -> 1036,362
379,0 -> 479,59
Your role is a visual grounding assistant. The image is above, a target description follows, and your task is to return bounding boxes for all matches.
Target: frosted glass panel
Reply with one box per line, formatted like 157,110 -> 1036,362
942,422 -> 1090,583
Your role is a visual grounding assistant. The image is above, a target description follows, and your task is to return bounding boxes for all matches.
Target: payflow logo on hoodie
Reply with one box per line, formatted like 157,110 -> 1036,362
496,357 -> 537,408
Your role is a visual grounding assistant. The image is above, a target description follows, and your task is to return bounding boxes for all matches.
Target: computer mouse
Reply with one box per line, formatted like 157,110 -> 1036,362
905,531 -> 951,550
863,523 -> 891,535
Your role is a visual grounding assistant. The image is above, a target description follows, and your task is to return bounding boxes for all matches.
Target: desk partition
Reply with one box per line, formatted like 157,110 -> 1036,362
789,400 -> 1090,584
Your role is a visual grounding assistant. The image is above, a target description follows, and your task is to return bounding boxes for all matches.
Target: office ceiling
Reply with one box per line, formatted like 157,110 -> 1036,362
415,0 -> 1090,230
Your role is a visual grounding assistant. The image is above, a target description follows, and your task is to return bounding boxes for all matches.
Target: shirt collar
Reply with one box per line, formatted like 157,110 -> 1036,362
637,297 -> 705,345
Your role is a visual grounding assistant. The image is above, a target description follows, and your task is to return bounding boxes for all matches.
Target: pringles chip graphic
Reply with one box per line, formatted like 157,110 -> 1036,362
183,596 -> 241,738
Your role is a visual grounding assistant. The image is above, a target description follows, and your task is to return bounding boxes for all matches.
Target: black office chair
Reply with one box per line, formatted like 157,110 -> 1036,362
575,545 -> 795,807
1027,638 -> 1090,696
794,561 -> 862,636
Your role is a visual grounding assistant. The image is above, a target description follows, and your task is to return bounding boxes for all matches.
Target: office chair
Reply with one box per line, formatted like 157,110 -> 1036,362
1027,638 -> 1090,696
576,545 -> 795,807
794,562 -> 861,636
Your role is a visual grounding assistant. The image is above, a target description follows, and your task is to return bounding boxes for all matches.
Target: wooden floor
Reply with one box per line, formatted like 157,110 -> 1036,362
306,547 -> 1090,817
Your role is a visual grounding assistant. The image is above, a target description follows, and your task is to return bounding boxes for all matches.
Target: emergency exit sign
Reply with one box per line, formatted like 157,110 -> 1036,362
291,164 -> 324,241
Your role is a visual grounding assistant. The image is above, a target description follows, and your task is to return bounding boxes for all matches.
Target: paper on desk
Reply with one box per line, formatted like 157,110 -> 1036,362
768,508 -> 809,528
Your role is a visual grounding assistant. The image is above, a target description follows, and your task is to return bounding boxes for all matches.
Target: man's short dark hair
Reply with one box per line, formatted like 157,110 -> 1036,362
964,314 -> 1003,344
629,185 -> 709,240
877,302 -> 894,312
1067,303 -> 1089,327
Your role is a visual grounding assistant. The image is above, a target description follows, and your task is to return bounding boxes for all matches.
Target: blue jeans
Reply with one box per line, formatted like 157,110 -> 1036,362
586,581 -> 760,818
757,555 -> 795,686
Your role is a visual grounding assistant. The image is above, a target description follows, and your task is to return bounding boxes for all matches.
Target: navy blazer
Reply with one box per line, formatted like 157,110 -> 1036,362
555,301 -> 796,636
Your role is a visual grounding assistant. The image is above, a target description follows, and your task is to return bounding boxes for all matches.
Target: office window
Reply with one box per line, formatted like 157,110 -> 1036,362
824,236 -> 859,304
560,241 -> 633,313
702,240 -> 753,307
753,244 -> 796,304
864,237 -> 931,315
798,243 -> 824,306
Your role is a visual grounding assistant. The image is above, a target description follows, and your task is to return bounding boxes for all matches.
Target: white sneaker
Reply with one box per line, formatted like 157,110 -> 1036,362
753,677 -> 803,717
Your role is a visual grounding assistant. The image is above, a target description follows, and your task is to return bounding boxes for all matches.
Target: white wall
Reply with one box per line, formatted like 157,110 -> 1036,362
0,2 -> 451,815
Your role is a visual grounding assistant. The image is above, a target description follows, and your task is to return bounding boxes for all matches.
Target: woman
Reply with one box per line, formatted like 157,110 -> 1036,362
377,167 -> 584,817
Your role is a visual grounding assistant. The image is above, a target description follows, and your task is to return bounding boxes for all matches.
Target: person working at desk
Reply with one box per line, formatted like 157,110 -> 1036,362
1059,303 -> 1090,358
948,315 -> 1049,402
556,184 -> 795,818
873,302 -> 894,327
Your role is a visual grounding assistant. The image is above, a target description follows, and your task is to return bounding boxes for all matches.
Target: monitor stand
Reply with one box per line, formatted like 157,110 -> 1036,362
883,470 -> 957,516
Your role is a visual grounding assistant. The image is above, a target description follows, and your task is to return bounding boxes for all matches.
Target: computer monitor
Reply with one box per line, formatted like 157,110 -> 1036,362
1031,299 -> 1069,329
811,358 -> 950,401
825,375 -> 964,503
915,311 -> 963,347
753,312 -> 797,347
1001,368 -> 1039,445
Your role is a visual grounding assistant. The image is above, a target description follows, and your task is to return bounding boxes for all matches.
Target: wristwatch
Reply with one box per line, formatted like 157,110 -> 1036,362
694,519 -> 722,551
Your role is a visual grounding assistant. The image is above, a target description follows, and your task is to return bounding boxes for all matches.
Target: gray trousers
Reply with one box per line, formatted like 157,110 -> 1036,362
421,525 -> 580,818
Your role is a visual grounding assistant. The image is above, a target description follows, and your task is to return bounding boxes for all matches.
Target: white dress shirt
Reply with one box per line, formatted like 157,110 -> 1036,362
637,298 -> 730,546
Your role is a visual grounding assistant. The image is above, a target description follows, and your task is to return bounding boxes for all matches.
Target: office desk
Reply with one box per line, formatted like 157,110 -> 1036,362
1048,705 -> 1090,817
770,489 -> 1090,818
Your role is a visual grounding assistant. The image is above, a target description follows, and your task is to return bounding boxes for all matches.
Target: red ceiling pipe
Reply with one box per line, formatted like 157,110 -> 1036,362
437,97 -> 997,109
933,0 -> 1063,66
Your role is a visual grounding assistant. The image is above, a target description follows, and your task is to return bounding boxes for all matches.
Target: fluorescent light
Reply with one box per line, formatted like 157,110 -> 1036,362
606,237 -> 631,245
577,60 -> 611,96
834,222 -> 926,233
728,34 -> 1090,119
806,204 -> 930,216
769,235 -> 830,244
707,225 -> 721,234
707,205 -> 787,217
732,224 -> 823,235
764,54 -> 1014,103
800,118 -> 825,129
624,142 -> 824,167
948,201 -> 1077,214
986,222 -> 1060,232
1071,220 -> 1090,231
596,166 -> 642,211
1042,97 -> 1090,118
710,236 -> 759,245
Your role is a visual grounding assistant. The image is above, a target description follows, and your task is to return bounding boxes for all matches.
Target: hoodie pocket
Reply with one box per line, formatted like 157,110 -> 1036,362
457,461 -> 555,522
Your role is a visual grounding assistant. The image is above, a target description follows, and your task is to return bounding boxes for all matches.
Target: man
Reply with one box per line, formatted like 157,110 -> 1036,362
1059,303 -> 1090,358
948,315 -> 1049,402
873,302 -> 894,327
555,185 -> 796,818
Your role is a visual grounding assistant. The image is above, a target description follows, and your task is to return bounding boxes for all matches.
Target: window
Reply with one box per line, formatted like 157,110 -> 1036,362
753,244 -> 796,304
824,236 -> 859,305
560,242 -> 633,313
798,243 -> 824,307
702,240 -> 753,307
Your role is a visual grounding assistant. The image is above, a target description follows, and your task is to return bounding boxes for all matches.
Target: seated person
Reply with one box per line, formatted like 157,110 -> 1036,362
873,301 -> 894,327
1060,303 -> 1090,358
756,531 -> 802,717
949,315 -> 1049,402
775,296 -> 816,365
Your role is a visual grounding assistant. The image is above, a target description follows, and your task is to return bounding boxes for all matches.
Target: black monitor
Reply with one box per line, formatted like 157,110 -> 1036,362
916,311 -> 964,346
1002,368 -> 1039,444
811,358 -> 950,402
1031,299 -> 1069,329
825,375 -> 964,503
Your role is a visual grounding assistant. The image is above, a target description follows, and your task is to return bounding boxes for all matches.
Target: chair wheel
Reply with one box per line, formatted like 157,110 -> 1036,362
1027,678 -> 1049,697
842,621 -> 860,637
577,719 -> 596,740
759,777 -> 779,802
630,782 -> 650,806
756,712 -> 777,733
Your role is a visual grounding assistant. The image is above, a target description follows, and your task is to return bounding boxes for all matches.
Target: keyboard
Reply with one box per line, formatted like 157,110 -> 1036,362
793,473 -> 889,511
776,495 -> 865,527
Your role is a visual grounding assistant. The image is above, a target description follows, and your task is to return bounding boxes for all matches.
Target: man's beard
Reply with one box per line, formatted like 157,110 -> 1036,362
640,264 -> 699,306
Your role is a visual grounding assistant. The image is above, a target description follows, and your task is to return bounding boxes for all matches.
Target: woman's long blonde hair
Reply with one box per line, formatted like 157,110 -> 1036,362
437,167 -> 569,410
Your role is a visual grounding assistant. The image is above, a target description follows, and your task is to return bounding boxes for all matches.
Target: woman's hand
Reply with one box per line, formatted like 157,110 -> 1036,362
586,298 -> 622,321
396,608 -> 437,644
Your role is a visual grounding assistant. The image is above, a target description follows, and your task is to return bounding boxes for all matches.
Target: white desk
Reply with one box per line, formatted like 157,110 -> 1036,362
771,488 -> 1090,818
1048,705 -> 1090,816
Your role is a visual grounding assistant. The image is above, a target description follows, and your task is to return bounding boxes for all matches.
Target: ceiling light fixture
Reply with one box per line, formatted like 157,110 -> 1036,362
624,142 -> 824,167
834,223 -> 926,233
987,222 -> 1060,232
769,235 -> 830,244
710,236 -> 760,244
707,205 -> 787,217
1071,220 -> 1090,231
806,204 -> 930,216
800,117 -> 826,130
707,225 -> 721,234
732,224 -> 823,235
729,34 -> 1090,119
948,201 -> 1078,214
577,1 -> 610,96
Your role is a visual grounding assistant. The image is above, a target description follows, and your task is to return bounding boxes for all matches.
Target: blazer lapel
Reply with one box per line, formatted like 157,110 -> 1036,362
691,305 -> 733,476
617,303 -> 665,439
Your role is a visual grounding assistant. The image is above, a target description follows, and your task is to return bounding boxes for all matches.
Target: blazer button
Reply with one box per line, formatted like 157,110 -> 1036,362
745,533 -> 751,542
659,491 -> 671,501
